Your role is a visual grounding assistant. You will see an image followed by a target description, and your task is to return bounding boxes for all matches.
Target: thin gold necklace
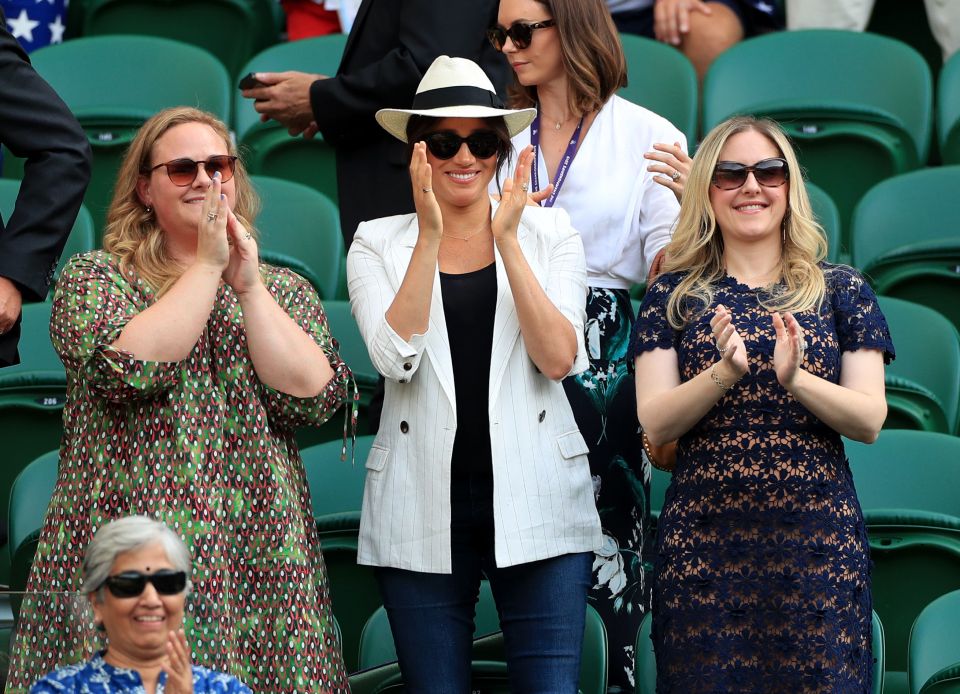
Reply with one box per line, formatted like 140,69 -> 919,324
542,113 -> 575,131
443,223 -> 489,241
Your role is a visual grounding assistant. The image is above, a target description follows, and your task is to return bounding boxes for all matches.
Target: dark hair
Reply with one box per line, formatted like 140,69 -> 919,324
405,115 -> 514,192
505,0 -> 627,116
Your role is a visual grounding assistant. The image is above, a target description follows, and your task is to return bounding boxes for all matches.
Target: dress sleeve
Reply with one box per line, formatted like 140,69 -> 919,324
50,253 -> 183,403
829,266 -> 896,364
628,273 -> 681,360
257,268 -> 354,433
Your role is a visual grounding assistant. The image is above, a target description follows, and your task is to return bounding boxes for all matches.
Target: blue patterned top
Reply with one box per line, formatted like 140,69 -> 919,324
30,652 -> 252,693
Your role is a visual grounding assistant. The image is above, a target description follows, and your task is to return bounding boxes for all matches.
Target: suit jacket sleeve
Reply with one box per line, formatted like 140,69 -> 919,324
310,0 -> 499,144
0,15 -> 91,301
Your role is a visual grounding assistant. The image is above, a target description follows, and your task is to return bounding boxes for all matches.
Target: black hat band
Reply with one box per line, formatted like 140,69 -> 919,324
411,86 -> 505,111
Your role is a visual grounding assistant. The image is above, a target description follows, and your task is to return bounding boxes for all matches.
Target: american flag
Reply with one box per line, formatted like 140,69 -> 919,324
2,0 -> 69,53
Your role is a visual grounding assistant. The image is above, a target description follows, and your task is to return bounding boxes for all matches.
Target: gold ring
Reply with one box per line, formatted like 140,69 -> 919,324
206,212 -> 218,222
421,187 -> 432,193
520,183 -> 529,192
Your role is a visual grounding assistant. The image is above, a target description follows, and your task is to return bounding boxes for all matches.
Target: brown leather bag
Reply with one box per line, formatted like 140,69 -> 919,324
642,431 -> 677,473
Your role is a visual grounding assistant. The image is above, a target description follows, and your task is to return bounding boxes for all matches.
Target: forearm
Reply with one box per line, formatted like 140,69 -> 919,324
385,237 -> 440,341
111,264 -> 221,361
638,359 -> 739,444
497,237 -> 577,380
238,283 -> 334,397
786,369 -> 886,442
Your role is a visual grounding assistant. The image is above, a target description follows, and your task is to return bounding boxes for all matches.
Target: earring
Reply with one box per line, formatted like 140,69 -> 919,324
145,205 -> 152,214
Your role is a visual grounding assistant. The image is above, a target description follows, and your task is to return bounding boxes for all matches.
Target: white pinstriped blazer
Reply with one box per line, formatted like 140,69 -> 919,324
346,201 -> 603,573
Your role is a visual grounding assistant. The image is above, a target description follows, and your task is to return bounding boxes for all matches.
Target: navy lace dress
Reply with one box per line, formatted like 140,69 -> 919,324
630,266 -> 895,693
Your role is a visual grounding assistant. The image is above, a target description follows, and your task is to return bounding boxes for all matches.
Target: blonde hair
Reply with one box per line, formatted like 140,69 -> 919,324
663,116 -> 828,329
102,107 -> 259,296
506,0 -> 627,117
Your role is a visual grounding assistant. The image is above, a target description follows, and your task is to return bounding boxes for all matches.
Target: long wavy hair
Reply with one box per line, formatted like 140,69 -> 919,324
102,106 -> 259,296
505,0 -> 627,117
663,116 -> 828,329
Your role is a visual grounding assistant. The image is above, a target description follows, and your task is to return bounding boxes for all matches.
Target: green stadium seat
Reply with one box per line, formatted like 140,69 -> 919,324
251,175 -> 343,301
846,430 -> 960,683
301,436 -> 376,673
617,34 -> 698,146
1,35 -> 232,241
6,450 -> 58,599
0,303 -> 66,550
322,299 -> 378,392
703,30 -> 933,240
908,590 -> 960,694
806,181 -> 843,263
939,51 -> 960,165
235,35 -> 348,205
878,297 -> 960,435
851,167 -> 960,335
81,0 -> 258,78
0,180 -> 95,288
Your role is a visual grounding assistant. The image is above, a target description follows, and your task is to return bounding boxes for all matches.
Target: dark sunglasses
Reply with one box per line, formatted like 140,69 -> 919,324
712,157 -> 789,190
101,570 -> 188,598
144,155 -> 238,187
486,19 -> 556,51
423,130 -> 500,160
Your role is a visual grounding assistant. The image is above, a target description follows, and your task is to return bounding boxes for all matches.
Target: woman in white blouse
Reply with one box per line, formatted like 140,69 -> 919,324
489,0 -> 688,687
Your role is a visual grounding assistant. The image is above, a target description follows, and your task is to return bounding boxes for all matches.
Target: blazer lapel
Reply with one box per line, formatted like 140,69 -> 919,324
487,206 -> 539,408
390,219 -> 457,416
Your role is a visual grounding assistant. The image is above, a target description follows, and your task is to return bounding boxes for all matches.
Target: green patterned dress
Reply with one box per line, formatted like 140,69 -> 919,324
6,251 -> 351,693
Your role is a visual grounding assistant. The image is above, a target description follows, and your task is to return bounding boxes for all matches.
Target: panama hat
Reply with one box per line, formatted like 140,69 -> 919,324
375,55 -> 536,142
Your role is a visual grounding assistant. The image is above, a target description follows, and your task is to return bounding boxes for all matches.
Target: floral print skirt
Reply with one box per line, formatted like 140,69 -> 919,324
562,288 -> 652,693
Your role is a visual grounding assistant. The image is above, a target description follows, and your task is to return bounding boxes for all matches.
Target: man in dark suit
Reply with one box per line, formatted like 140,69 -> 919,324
0,8 -> 91,367
243,0 -> 508,246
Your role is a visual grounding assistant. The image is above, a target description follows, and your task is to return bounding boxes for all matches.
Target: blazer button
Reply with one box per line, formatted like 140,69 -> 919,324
538,410 -> 546,422
400,420 -> 409,434
403,362 -> 412,371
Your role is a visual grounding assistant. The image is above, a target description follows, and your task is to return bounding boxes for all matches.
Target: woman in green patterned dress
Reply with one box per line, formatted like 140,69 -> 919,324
6,107 -> 351,693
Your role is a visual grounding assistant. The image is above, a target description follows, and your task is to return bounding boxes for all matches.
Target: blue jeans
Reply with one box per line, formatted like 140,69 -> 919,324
375,551 -> 593,693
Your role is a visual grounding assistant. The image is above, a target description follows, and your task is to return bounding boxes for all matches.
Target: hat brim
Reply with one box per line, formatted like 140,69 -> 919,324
376,105 -> 537,143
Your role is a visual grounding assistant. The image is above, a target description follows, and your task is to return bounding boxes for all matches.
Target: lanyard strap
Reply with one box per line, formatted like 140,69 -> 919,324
529,109 -> 585,208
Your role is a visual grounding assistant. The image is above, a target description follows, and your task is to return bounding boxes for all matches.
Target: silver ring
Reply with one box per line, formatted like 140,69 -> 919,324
799,338 -> 808,352
421,187 -> 432,193
671,170 -> 681,181
520,183 -> 529,192
206,212 -> 218,222
717,345 -> 728,354
244,233 -> 252,241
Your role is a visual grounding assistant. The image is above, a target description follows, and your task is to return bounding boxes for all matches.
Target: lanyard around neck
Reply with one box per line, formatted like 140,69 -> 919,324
529,108 -> 585,208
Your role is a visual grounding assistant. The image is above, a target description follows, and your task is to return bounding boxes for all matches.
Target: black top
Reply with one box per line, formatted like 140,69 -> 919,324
440,262 -> 497,478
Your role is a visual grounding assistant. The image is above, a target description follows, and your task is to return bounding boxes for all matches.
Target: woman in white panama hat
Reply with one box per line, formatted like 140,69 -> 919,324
347,55 -> 602,691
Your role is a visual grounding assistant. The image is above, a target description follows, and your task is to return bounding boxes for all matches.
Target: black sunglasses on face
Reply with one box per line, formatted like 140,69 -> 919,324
712,157 -> 789,190
101,570 -> 188,598
486,19 -> 556,51
422,130 -> 500,160
144,155 -> 238,187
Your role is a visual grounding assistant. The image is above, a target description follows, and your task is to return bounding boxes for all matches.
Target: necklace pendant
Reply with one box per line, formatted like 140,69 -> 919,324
554,121 -> 562,131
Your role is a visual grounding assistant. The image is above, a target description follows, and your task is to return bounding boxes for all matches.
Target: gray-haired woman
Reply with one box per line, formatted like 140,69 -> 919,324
30,516 -> 252,694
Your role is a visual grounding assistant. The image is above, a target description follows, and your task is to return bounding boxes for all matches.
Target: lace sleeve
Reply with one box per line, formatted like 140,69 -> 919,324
829,266 -> 896,364
628,273 -> 681,360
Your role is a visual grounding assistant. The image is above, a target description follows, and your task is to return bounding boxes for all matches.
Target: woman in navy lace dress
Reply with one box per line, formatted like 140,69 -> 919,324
630,116 -> 894,693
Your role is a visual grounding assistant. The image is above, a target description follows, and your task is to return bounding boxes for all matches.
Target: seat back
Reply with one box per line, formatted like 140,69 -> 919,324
634,611 -> 656,694
82,0 -> 257,77
805,181 -> 842,263
846,430 -> 960,674
301,435 -> 373,525
703,30 -> 932,237
937,45 -> 960,164
617,34 -> 698,145
0,181 -> 95,288
878,297 -> 960,435
251,175 -> 343,300
3,35 -> 232,237
235,35 -> 348,204
322,300 -> 379,390
851,167 -> 960,334
909,590 -> 960,694
6,450 -> 59,591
